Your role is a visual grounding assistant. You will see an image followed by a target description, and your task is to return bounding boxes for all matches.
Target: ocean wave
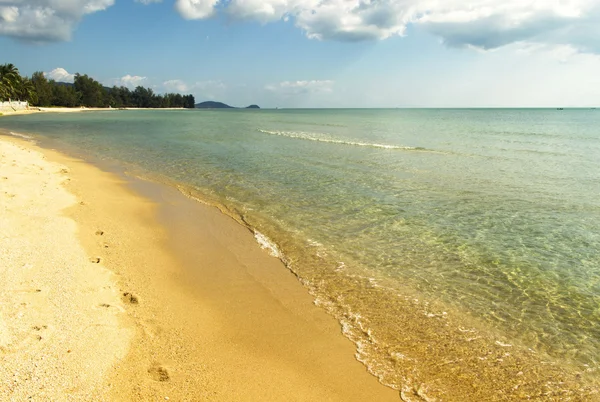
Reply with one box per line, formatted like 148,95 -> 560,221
258,129 -> 428,151
8,131 -> 33,140
254,230 -> 282,259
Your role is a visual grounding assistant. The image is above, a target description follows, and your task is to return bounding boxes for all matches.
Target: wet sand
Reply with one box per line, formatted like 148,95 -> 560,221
0,135 -> 399,401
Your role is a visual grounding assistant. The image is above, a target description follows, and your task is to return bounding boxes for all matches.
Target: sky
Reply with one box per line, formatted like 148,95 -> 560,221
1,0 -> 600,108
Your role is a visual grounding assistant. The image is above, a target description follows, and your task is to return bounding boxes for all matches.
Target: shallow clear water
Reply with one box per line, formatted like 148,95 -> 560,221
2,109 -> 600,399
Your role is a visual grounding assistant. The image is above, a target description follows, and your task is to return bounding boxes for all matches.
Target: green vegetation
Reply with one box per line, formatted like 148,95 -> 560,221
0,63 -> 195,108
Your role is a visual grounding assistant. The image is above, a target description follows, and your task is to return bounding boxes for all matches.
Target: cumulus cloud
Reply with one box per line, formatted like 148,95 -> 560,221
266,80 -> 334,95
173,0 -> 600,53
113,75 -> 147,88
417,1 -> 600,51
226,0 -> 413,41
0,0 -> 114,41
5,0 -> 599,53
175,0 -> 219,20
163,79 -> 190,92
45,67 -> 75,83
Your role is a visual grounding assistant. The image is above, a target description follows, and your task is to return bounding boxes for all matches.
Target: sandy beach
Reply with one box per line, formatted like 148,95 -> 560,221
0,107 -> 112,117
0,138 -> 132,399
0,135 -> 399,401
0,107 -> 186,118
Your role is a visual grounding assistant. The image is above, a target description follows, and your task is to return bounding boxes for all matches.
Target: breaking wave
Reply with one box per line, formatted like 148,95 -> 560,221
254,230 -> 283,259
8,131 -> 33,140
258,129 -> 429,151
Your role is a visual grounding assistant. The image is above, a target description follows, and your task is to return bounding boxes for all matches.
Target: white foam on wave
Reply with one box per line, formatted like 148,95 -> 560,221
307,238 -> 323,247
253,230 -> 282,258
258,129 -> 424,151
495,340 -> 513,347
8,131 -> 33,140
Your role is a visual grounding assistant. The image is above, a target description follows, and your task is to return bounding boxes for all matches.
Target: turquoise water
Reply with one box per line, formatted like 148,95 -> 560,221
2,109 -> 600,399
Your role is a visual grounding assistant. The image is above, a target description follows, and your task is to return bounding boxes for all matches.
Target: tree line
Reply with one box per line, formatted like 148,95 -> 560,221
0,63 -> 195,108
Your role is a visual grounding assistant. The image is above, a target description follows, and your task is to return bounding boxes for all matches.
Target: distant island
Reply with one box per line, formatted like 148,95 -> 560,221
195,101 -> 260,109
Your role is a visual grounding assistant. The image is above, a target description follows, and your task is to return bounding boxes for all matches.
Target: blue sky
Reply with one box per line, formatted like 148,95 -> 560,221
2,0 -> 600,108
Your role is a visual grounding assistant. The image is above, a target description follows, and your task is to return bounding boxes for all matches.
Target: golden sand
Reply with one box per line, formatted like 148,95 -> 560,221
0,107 -> 185,118
0,139 -> 131,399
0,136 -> 398,401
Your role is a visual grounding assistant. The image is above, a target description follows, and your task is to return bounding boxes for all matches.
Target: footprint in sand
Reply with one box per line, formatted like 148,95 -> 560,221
122,292 -> 139,304
148,364 -> 170,382
2,324 -> 51,352
32,325 -> 49,341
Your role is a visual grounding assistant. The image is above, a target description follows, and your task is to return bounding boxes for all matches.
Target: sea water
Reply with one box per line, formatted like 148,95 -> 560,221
2,108 -> 600,399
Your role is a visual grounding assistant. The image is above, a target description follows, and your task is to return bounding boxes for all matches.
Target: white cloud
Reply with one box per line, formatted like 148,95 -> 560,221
226,0 -> 413,41
0,0 -> 114,41
173,0 -> 600,53
175,0 -> 219,20
5,0 -> 598,55
0,7 -> 19,23
114,75 -> 147,88
44,67 -> 75,83
416,1 -> 600,52
163,79 -> 190,92
266,80 -> 334,95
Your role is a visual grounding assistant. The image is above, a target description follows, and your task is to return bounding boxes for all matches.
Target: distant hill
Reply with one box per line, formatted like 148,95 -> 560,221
195,101 -> 261,109
195,101 -> 234,109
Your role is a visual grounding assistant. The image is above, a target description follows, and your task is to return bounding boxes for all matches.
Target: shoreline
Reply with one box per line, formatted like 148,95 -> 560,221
1,112 -> 598,400
0,107 -> 187,117
0,135 -> 399,401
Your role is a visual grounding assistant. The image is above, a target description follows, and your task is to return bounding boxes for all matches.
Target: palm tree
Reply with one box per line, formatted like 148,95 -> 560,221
0,63 -> 22,101
17,77 -> 38,105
